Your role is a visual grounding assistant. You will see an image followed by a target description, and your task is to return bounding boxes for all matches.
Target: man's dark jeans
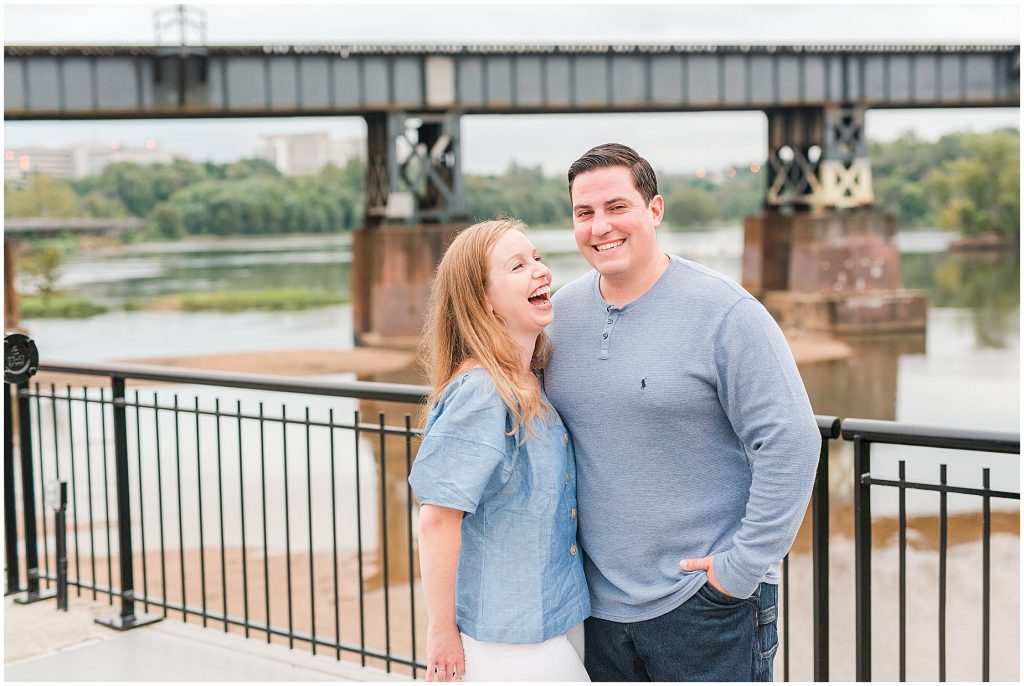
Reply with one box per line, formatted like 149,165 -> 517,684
584,582 -> 778,681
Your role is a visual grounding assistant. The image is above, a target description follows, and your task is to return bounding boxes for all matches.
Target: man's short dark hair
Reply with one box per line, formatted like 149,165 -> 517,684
567,143 -> 659,205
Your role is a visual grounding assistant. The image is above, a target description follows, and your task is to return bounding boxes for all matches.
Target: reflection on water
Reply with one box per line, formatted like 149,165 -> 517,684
902,250 -> 1020,349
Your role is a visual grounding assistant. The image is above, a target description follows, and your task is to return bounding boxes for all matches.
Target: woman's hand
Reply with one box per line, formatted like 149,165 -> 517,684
425,622 -> 465,682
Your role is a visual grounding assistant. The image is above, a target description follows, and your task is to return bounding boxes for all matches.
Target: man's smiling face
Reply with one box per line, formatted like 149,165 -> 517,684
570,165 -> 664,285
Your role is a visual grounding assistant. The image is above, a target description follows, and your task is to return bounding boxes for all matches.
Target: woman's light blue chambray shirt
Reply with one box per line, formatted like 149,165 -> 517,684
408,368 -> 590,644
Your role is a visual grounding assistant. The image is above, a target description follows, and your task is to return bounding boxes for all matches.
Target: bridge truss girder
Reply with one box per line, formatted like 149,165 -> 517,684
766,105 -> 873,211
365,111 -> 466,226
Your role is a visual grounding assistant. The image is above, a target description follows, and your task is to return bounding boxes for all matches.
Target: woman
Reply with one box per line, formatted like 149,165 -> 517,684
408,219 -> 590,682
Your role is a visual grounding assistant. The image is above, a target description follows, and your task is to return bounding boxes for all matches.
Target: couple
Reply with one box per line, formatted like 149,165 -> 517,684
408,144 -> 821,682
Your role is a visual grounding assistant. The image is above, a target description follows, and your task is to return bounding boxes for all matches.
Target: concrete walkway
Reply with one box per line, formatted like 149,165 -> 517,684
4,594 -> 410,682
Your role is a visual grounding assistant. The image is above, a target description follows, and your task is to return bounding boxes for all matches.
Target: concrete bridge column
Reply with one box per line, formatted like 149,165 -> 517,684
745,105 -> 927,333
354,112 -> 467,348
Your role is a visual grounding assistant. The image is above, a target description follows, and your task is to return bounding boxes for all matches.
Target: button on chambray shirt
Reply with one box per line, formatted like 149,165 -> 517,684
408,368 -> 590,644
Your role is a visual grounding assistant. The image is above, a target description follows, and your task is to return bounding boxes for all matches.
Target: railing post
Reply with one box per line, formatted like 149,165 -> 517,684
5,383 -> 20,595
55,480 -> 68,611
853,437 -> 872,682
14,381 -> 55,604
812,419 -> 838,682
96,376 -> 161,630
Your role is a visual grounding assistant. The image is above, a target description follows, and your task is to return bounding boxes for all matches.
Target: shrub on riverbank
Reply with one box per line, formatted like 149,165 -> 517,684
21,295 -> 108,319
21,289 -> 346,318
170,289 -> 347,312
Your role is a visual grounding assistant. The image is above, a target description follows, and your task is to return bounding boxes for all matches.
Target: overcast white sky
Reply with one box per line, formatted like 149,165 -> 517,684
4,2 -> 1021,174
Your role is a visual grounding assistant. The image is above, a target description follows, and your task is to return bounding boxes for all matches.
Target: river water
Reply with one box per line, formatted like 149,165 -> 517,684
18,228 -> 1019,680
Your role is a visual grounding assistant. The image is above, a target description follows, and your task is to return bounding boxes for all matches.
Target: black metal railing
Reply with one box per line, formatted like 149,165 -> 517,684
843,419 -> 1019,683
6,362 -> 430,676
4,361 -> 1020,681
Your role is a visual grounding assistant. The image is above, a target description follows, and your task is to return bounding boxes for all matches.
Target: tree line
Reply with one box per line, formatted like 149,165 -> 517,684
4,128 -> 1018,239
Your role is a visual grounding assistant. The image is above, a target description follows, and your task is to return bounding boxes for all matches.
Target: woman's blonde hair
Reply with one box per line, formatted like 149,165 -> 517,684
419,218 -> 551,440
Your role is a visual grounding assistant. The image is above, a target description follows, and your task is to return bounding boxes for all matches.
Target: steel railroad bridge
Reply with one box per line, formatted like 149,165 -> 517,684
5,43 -> 1019,341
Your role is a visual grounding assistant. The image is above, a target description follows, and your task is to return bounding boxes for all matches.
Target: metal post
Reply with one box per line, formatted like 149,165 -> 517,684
55,481 -> 68,611
812,433 -> 832,681
5,383 -> 20,595
14,381 -> 55,604
853,437 -> 872,682
96,376 -> 161,630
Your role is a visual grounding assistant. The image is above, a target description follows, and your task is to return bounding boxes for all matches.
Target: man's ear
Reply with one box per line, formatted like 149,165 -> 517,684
649,194 -> 665,227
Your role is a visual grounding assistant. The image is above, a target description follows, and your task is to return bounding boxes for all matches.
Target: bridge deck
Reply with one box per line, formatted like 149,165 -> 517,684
5,43 -> 1018,120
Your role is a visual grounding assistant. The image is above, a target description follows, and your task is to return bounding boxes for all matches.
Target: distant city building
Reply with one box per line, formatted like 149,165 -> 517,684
3,140 -> 181,183
255,133 -> 364,176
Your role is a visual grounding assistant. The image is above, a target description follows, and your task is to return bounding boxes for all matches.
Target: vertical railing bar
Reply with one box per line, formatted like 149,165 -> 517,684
853,437 -> 872,682
329,409 -> 341,662
259,401 -> 271,644
981,467 -> 990,683
405,414 -> 417,679
305,406 -> 317,655
354,410 -> 366,666
33,382 -> 50,589
195,396 -> 208,627
99,388 -> 114,604
83,386 -> 98,599
134,390 -> 149,612
153,393 -> 168,618
51,384 -> 65,592
782,553 -> 789,682
938,463 -> 947,683
66,385 -> 81,596
173,394 -> 188,622
379,411 -> 392,671
237,400 -> 250,639
282,403 -> 294,650
812,434 -> 831,682
215,398 -> 229,632
898,460 -> 907,682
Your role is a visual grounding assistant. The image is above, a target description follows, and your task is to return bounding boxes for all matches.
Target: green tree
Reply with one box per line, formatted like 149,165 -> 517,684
4,174 -> 78,217
664,184 -> 717,229
149,203 -> 186,239
20,242 -> 65,300
924,129 -> 1019,238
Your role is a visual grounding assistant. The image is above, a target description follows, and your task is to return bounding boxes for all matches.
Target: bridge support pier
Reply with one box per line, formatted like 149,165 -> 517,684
744,209 -> 927,333
746,105 -> 926,333
353,112 -> 467,348
351,223 -> 460,349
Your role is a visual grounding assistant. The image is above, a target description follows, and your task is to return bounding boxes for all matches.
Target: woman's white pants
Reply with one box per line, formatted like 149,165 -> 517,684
460,623 -> 589,682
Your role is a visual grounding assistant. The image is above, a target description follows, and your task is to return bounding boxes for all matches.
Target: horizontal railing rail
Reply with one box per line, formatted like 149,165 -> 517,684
5,361 -> 1019,682
841,418 -> 1019,453
39,360 -> 431,404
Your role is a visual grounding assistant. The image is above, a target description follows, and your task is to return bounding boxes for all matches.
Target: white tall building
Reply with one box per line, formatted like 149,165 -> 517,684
3,141 -> 180,183
255,132 -> 363,176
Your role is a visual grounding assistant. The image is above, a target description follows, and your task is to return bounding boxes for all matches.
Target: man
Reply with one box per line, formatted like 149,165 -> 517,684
545,143 -> 820,681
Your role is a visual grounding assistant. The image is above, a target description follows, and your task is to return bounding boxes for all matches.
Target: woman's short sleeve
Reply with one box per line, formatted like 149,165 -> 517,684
408,372 -> 510,514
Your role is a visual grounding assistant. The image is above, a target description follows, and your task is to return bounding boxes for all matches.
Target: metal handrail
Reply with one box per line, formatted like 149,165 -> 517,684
842,418 -> 1019,454
40,361 -> 431,404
